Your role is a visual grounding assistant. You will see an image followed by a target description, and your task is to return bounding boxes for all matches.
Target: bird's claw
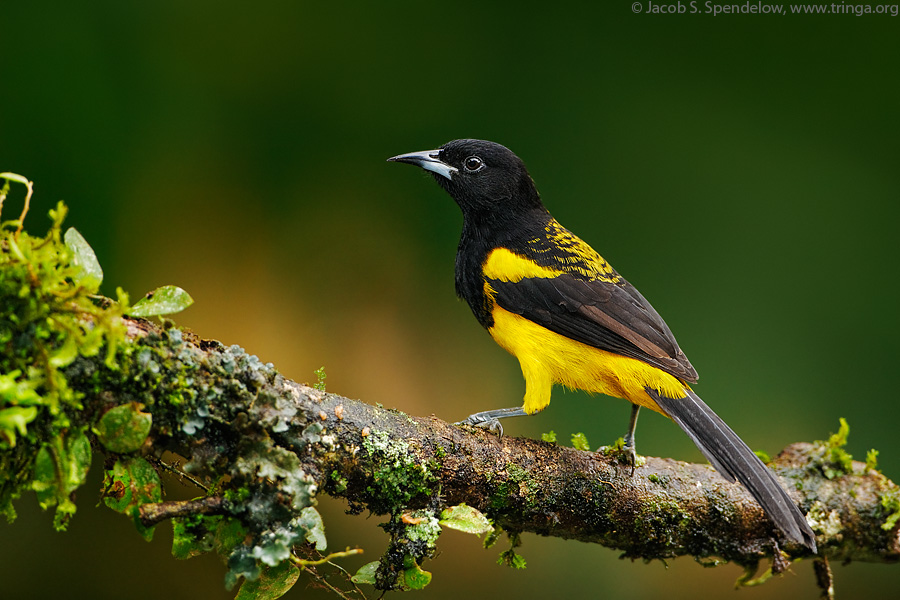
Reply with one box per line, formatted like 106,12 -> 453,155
455,415 -> 504,437
620,439 -> 638,476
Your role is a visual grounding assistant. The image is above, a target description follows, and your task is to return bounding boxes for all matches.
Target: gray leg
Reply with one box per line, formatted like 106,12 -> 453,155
622,404 -> 640,474
455,407 -> 528,437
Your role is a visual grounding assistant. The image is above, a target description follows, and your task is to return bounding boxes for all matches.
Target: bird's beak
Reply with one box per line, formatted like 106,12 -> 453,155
387,149 -> 457,181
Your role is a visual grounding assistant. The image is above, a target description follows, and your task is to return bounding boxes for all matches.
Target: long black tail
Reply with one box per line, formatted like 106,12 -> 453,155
647,387 -> 817,552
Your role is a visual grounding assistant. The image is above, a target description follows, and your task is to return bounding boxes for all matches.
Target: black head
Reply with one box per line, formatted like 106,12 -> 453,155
388,139 -> 545,219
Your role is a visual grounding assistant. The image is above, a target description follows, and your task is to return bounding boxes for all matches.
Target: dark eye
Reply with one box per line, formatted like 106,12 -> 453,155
464,156 -> 485,172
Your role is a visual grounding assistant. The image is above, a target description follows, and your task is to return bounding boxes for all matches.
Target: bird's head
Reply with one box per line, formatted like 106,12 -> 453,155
388,139 -> 544,220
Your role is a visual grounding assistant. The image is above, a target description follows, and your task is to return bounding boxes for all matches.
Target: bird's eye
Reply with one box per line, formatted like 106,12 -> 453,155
464,156 -> 485,172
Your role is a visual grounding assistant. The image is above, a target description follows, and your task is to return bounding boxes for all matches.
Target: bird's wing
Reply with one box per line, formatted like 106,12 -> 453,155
487,272 -> 699,383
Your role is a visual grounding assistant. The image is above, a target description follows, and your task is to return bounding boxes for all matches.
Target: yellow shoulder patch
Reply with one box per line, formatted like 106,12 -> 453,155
482,221 -> 621,285
482,247 -> 563,282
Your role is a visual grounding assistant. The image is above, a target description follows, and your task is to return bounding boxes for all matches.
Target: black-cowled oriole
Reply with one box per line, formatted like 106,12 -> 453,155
388,139 -> 817,552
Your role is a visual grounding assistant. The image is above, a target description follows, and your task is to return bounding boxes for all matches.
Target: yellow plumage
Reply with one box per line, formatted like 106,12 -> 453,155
488,306 -> 687,415
482,227 -> 620,284
482,243 -> 687,415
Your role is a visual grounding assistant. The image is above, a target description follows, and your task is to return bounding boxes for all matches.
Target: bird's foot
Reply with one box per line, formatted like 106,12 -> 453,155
603,434 -> 644,476
454,407 -> 527,437
620,440 -> 638,476
455,414 -> 504,437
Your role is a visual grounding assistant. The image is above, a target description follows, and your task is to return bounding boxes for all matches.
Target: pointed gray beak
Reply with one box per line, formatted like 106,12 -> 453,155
387,149 -> 457,181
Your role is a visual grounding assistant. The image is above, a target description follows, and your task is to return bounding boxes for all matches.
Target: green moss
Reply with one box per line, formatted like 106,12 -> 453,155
489,481 -> 512,511
540,430 -> 557,443
362,430 -> 436,514
173,515 -> 216,559
753,450 -> 771,464
629,498 -> 694,553
313,366 -> 327,392
570,432 -> 591,451
506,463 -> 528,483
866,449 -> 880,472
880,489 -> 900,531
598,436 -> 625,456
823,418 -> 853,478
330,470 -> 348,494
504,463 -> 543,508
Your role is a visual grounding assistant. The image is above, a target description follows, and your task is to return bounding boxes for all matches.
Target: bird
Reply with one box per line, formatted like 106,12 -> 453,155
387,138 -> 817,552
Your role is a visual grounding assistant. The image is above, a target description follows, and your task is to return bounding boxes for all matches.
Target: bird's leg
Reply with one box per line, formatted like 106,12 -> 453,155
621,404 -> 641,475
455,407 -> 528,437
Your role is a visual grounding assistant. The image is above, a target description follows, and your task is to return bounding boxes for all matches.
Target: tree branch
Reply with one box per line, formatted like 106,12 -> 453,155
139,495 -> 226,528
98,319 -> 900,567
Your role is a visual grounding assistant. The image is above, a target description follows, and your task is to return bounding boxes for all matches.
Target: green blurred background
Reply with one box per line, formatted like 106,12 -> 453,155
2,1 -> 898,598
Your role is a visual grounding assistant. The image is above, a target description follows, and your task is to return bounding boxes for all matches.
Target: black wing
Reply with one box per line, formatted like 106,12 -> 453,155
488,273 -> 699,383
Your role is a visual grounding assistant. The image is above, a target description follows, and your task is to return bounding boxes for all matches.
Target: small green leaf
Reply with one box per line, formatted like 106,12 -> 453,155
128,285 -> 193,317
94,403 -> 152,453
215,517 -> 249,557
31,432 -> 92,530
540,430 -> 557,443
298,506 -> 327,551
102,457 -> 162,540
439,504 -> 494,535
570,432 -> 590,451
68,431 -> 92,485
0,370 -> 41,406
64,227 -> 103,286
32,445 -> 60,508
48,335 -> 79,368
498,548 -> 527,569
483,527 -> 502,549
351,561 -> 379,585
0,406 -> 38,447
399,563 -> 432,590
235,561 -> 300,600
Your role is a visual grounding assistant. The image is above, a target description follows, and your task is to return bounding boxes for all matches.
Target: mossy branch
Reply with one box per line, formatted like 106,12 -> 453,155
2,197 -> 899,598
113,320 -> 898,566
26,314 -> 900,565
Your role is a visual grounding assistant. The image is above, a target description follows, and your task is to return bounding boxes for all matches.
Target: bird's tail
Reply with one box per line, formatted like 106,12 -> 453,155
647,387 -> 817,552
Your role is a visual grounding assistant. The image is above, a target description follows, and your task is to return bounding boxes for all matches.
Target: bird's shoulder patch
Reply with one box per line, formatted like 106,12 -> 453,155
482,247 -> 563,283
538,219 -> 620,283
486,219 -> 621,284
